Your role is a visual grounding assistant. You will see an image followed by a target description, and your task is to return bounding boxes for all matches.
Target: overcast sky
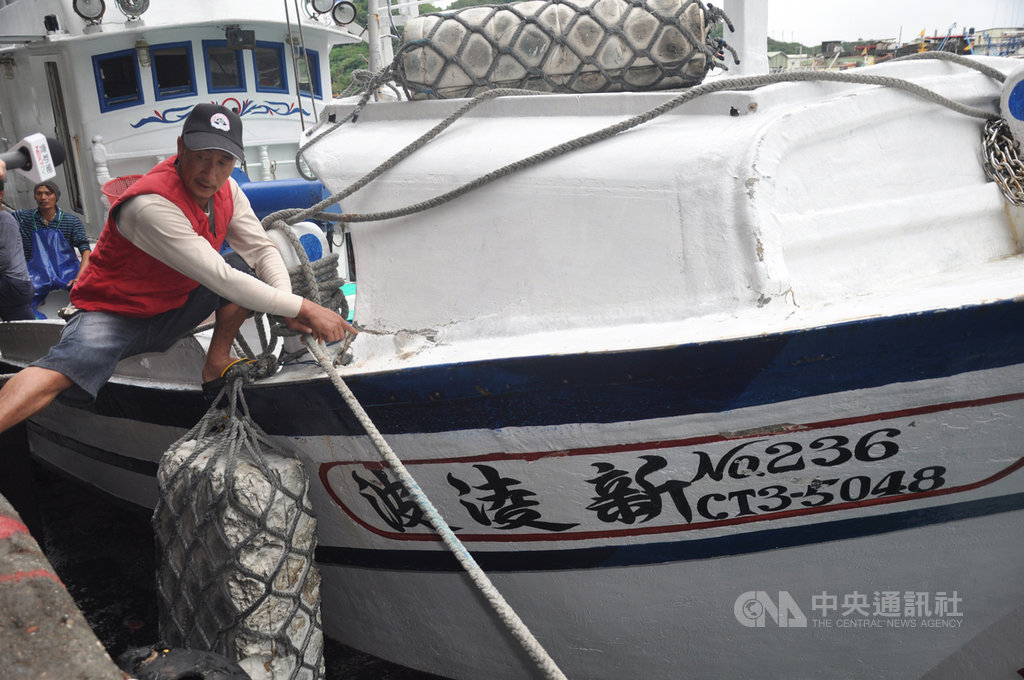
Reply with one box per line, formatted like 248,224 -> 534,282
765,0 -> 1024,45
425,0 -> 1023,45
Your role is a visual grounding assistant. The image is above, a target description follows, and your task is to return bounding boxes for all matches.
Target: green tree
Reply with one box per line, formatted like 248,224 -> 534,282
331,43 -> 370,94
767,36 -> 816,55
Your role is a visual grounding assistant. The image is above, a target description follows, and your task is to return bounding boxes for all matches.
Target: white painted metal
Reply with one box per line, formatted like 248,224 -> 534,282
1001,63 -> 1024,145
14,359 -> 1024,679
2,7 -> 1024,678
302,57 -> 1019,363
723,0 -> 768,76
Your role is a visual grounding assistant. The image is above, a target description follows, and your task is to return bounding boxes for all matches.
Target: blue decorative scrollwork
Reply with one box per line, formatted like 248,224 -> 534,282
130,99 -> 311,128
130,104 -> 194,128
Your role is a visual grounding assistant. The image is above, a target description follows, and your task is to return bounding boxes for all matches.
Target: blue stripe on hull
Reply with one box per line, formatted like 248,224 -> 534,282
314,492 -> 1024,572
80,298 -> 1024,436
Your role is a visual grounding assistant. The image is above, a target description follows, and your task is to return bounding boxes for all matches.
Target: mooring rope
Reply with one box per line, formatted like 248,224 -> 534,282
890,50 -> 1007,82
282,51 -> 1004,230
301,336 -> 569,680
230,49 -> 1012,680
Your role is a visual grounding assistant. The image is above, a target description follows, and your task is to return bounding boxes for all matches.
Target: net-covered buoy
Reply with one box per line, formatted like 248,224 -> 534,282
153,384 -> 324,680
398,0 -> 719,99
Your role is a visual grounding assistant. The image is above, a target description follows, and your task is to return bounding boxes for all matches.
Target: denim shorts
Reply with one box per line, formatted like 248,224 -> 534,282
34,253 -> 252,404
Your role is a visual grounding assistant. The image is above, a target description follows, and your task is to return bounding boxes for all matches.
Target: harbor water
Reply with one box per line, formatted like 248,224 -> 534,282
26,461 -> 446,680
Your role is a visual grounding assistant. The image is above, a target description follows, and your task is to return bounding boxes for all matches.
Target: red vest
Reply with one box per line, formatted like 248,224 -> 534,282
72,157 -> 234,317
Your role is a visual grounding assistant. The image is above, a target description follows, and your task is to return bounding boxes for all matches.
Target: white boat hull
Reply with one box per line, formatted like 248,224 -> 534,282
4,50 -> 1024,679
6,296 -> 1024,679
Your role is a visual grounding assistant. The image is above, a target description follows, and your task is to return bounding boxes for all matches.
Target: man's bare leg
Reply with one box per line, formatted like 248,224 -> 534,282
0,367 -> 73,435
201,302 -> 250,384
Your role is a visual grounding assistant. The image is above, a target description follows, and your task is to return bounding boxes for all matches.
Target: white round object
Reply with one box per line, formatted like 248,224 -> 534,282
73,0 -> 105,20
331,1 -> 357,25
1001,65 -> 1024,148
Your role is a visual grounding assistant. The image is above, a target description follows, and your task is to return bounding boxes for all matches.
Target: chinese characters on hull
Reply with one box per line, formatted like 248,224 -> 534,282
323,412 -> 1024,541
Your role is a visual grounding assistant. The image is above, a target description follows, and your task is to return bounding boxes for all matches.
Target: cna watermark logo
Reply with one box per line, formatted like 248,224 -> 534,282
734,590 -> 965,629
734,591 -> 808,627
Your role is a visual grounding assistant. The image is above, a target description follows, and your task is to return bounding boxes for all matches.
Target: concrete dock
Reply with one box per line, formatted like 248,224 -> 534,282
0,423 -> 125,679
0,492 -> 126,679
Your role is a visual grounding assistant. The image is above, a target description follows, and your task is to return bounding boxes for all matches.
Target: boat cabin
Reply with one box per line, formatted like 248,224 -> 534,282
0,0 -> 363,237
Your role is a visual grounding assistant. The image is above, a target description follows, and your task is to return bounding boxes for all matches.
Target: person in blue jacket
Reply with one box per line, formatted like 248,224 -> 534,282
12,180 -> 91,306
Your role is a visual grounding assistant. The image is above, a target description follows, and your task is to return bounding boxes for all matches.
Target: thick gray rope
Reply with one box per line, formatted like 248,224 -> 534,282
301,337 -> 568,680
272,85 -> 545,227
284,56 -> 1002,228
892,50 -> 1007,82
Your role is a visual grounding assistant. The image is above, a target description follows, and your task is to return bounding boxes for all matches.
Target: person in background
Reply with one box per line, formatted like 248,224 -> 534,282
0,104 -> 354,435
0,162 -> 34,321
13,180 -> 91,300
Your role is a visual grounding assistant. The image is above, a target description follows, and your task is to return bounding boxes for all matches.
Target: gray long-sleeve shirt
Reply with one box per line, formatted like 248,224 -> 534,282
0,210 -> 32,289
115,178 -> 303,318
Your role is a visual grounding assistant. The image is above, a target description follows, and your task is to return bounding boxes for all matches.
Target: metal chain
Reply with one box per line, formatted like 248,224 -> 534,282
983,118 -> 1024,206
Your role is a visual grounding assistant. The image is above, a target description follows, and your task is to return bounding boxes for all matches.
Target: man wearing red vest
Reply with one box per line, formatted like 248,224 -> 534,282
0,104 -> 354,433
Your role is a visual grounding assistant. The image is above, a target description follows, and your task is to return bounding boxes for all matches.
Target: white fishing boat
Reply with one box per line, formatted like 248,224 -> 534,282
0,0 -> 368,236
3,0 -> 1024,678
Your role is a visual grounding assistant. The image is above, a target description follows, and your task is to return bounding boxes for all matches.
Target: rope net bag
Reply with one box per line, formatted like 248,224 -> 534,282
153,376 -> 324,680
397,0 -> 729,99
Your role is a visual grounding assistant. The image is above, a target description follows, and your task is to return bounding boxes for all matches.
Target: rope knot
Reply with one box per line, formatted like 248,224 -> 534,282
222,354 -> 279,388
224,359 -> 258,386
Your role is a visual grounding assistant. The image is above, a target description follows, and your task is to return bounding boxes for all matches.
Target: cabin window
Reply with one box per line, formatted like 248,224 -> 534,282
297,48 -> 323,99
253,42 -> 288,93
151,42 -> 197,100
204,40 -> 246,92
92,49 -> 143,112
